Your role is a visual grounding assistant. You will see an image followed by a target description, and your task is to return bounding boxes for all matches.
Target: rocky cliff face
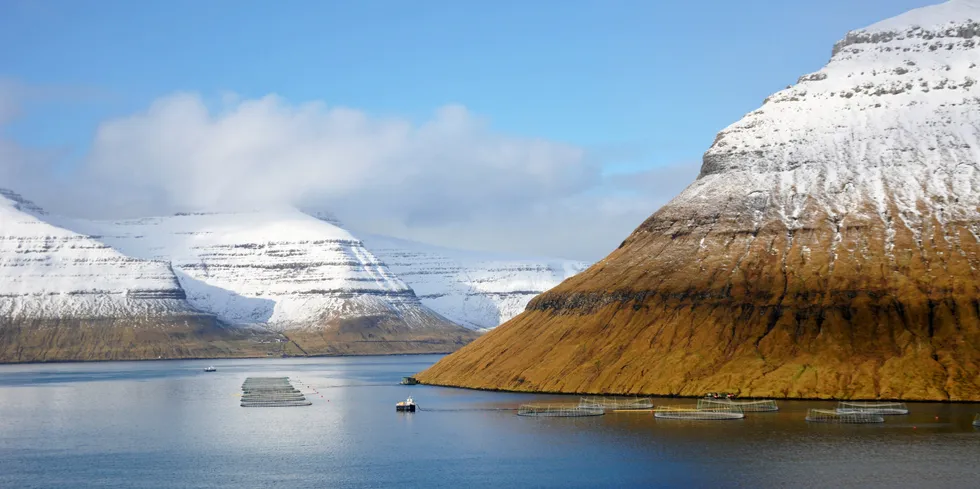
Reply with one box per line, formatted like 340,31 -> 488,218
361,234 -> 588,330
0,188 -> 276,362
69,210 -> 478,354
418,0 -> 980,401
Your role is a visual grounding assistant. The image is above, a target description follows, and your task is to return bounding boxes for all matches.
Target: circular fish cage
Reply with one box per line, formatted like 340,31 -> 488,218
653,406 -> 744,420
697,398 -> 779,412
836,401 -> 909,415
517,404 -> 605,417
806,409 -> 884,424
578,396 -> 654,410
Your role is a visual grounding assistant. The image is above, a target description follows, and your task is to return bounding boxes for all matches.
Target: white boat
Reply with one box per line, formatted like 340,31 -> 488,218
396,396 -> 416,412
204,366 -> 216,372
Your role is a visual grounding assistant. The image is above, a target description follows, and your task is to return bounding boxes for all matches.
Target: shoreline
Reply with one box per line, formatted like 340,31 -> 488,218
415,380 -> 980,405
0,350 -> 454,366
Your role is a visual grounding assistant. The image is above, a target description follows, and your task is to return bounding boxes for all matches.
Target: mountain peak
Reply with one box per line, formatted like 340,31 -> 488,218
301,208 -> 344,228
417,1 -> 980,401
0,188 -> 46,215
858,0 -> 980,34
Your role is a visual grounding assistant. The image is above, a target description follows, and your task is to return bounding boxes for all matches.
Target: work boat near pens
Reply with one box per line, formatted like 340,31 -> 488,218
396,396 -> 416,412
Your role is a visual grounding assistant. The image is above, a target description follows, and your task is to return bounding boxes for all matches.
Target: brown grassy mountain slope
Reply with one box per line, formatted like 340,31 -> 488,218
417,4 -> 980,401
0,312 -> 479,362
285,312 -> 480,356
418,203 -> 980,400
0,316 -> 284,362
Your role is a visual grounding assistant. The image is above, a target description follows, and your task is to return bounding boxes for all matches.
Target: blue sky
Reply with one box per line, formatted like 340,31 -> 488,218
0,0 -> 940,259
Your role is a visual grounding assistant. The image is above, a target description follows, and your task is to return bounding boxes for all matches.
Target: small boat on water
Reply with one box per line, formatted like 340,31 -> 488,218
204,366 -> 217,372
396,396 -> 416,412
704,392 -> 737,400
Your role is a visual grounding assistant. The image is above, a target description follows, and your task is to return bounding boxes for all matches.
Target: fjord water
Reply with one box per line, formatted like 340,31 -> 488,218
1,356 -> 977,489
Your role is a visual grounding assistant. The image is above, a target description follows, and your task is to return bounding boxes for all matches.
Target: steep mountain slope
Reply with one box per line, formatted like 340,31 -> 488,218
0,189 -> 275,362
419,0 -> 980,401
70,210 -> 478,355
361,234 -> 588,330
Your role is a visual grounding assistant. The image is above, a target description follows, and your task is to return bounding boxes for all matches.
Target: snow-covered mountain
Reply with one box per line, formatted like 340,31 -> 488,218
696,0 -> 980,237
68,209 -> 462,332
417,1 -> 980,401
0,188 -> 276,363
361,234 -> 588,330
0,188 -> 197,319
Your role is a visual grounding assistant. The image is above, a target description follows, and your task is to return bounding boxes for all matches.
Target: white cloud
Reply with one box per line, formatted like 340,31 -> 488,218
85,94 -> 597,216
5,89 -> 701,261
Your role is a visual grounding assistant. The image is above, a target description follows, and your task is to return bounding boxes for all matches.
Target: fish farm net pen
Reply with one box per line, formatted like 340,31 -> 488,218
653,406 -> 745,420
239,377 -> 310,408
805,409 -> 884,424
240,400 -> 313,407
517,404 -> 605,417
836,401 -> 909,415
697,398 -> 779,412
578,397 -> 654,410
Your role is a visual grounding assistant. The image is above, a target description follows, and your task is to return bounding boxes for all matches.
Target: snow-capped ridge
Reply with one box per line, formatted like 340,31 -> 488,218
834,1 -> 979,56
361,233 -> 589,330
0,188 -> 46,215
67,208 -> 441,329
683,0 -> 980,259
0,188 -> 200,319
856,0 -> 980,34
301,208 -> 344,227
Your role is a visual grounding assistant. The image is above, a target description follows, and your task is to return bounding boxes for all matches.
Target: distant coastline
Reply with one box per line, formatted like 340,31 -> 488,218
414,380 -> 980,404
0,350 -> 455,366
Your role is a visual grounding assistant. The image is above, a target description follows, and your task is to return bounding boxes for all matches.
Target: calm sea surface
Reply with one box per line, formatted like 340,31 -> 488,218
1,355 -> 978,489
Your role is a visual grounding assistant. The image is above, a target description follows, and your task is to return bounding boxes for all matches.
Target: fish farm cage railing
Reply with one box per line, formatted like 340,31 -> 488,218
578,397 -> 654,410
517,404 -> 605,417
697,398 -> 779,412
241,401 -> 313,407
653,406 -> 745,420
836,401 -> 909,415
806,409 -> 884,424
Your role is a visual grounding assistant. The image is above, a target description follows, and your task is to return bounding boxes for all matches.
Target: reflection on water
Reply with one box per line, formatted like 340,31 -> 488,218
0,356 -> 977,489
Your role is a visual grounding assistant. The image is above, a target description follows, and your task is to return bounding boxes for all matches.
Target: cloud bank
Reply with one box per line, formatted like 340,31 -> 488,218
2,88 -> 699,260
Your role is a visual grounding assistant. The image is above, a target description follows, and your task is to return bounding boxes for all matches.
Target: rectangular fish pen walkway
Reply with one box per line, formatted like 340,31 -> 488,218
240,377 -> 311,407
